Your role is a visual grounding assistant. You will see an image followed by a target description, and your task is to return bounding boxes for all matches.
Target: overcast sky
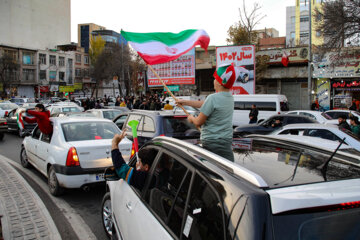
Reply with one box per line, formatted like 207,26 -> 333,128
71,0 -> 294,46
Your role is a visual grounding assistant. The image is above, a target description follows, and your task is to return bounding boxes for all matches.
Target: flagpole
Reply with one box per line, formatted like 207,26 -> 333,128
147,64 -> 190,116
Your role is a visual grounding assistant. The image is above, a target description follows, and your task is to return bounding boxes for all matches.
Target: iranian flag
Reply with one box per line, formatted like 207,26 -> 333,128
121,29 -> 210,65
17,112 -> 25,131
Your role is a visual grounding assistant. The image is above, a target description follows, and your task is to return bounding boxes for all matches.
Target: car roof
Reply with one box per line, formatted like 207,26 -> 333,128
51,117 -> 113,124
131,110 -> 188,117
276,123 -> 339,129
287,110 -> 323,114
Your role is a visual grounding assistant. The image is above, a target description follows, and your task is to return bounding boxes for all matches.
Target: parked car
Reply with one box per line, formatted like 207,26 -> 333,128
0,117 -> 7,141
102,135 -> 360,239
113,110 -> 200,147
286,110 -> 338,124
325,110 -> 360,120
270,123 -> 360,152
46,102 -> 84,114
0,102 -> 18,117
20,117 -> 132,196
233,114 -> 318,137
6,107 -> 37,137
86,109 -> 124,120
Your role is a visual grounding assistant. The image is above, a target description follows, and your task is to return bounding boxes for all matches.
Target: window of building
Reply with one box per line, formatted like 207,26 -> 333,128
84,55 -> 89,65
22,52 -> 35,65
22,69 -> 35,81
300,31 -> 309,38
290,32 -> 296,39
50,55 -> 56,66
83,69 -> 89,77
39,70 -> 46,81
300,16 -> 309,22
68,59 -> 73,84
59,57 -> 65,67
59,71 -> 65,81
291,16 -> 296,24
76,54 -> 81,63
4,50 -> 18,62
39,54 -> 46,65
75,68 -> 82,77
49,71 -> 56,81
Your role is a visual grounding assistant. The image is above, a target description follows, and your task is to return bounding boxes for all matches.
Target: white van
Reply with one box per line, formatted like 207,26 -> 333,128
233,94 -> 289,127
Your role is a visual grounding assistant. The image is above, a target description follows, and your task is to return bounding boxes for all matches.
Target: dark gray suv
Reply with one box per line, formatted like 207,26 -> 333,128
102,136 -> 360,239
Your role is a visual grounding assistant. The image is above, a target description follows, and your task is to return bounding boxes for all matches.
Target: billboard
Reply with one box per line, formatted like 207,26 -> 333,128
216,45 -> 255,94
256,47 -> 309,64
316,78 -> 330,111
147,48 -> 195,86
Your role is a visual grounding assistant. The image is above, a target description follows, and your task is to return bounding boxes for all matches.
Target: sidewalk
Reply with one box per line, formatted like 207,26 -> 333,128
0,158 -> 61,240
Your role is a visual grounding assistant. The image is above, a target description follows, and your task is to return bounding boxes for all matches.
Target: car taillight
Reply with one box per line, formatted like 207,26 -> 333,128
66,147 -> 80,167
159,134 -> 165,136
278,112 -> 280,114
130,143 -> 135,159
282,200 -> 360,215
5,111 -> 8,116
0,122 -> 6,126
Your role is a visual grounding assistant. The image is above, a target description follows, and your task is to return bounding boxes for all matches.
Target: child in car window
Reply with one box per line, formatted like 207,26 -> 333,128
111,132 -> 157,190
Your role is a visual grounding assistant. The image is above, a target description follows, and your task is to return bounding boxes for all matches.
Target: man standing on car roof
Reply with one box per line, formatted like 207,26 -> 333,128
176,64 -> 235,161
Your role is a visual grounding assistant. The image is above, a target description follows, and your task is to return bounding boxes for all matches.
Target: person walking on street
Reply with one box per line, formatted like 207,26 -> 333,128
338,115 -> 351,131
249,104 -> 258,124
176,64 -> 236,161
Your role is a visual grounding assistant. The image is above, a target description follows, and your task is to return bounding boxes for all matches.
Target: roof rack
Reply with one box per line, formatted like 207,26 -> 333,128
154,136 -> 268,188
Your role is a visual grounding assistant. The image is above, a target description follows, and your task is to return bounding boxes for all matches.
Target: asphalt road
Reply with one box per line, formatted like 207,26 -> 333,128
0,132 -> 108,239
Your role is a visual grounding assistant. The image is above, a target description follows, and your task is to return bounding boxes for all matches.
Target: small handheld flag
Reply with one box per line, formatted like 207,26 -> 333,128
17,112 -> 25,131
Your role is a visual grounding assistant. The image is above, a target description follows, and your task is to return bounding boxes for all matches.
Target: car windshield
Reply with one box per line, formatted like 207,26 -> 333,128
321,112 -> 333,120
163,117 -> 199,137
61,107 -> 81,113
0,103 -> 18,110
273,208 -> 360,240
339,127 -> 360,141
103,110 -> 122,120
62,122 -> 120,141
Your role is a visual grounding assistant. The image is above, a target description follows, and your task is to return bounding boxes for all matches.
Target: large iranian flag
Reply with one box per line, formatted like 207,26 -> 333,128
121,29 -> 210,65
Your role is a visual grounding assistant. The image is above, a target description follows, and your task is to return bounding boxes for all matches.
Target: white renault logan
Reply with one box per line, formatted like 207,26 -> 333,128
21,117 -> 132,196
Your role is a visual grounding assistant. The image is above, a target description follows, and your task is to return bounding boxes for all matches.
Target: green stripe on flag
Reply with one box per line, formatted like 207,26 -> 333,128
121,29 -> 198,45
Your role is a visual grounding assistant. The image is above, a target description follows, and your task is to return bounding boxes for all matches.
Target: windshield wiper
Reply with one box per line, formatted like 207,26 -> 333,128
320,137 -> 346,181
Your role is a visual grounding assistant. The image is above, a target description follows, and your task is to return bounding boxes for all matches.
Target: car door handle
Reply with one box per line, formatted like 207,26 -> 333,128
126,202 -> 132,212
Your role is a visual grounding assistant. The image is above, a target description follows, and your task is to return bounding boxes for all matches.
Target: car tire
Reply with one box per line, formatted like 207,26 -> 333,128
48,166 -> 64,196
20,147 -> 31,168
101,192 -> 114,239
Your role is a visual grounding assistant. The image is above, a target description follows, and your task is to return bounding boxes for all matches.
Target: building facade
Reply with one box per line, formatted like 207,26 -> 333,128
78,23 -> 106,53
0,0 -> 70,50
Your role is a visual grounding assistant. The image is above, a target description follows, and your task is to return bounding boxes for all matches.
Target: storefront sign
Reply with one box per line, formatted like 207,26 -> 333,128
216,45 -> 255,94
50,85 -> 58,92
256,47 -> 309,64
163,85 -> 179,92
59,86 -> 75,92
74,83 -> 83,90
332,80 -> 360,88
313,49 -> 360,78
147,48 -> 195,86
316,79 -> 330,111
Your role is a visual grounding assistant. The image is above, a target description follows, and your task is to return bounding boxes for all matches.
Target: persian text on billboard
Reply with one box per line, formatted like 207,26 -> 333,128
216,46 -> 255,95
147,48 -> 195,86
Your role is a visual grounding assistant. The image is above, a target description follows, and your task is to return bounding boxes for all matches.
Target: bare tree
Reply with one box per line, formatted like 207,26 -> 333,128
315,0 -> 360,51
0,53 -> 19,98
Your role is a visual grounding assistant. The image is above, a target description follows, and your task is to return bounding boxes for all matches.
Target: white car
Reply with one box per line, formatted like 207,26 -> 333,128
286,110 -> 338,125
47,102 -> 84,115
0,102 -> 18,117
20,117 -> 132,196
325,110 -> 360,120
86,109 -> 124,120
270,123 -> 360,152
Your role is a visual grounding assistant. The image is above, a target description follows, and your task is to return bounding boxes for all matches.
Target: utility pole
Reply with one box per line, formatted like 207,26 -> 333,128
307,0 -> 313,109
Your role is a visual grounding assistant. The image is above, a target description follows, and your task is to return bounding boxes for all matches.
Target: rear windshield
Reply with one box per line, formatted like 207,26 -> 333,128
62,122 -> 120,141
163,117 -> 199,137
273,208 -> 360,240
62,107 -> 81,113
103,110 -> 122,120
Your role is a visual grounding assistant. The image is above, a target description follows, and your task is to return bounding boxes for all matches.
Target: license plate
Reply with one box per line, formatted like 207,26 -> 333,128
96,173 -> 104,181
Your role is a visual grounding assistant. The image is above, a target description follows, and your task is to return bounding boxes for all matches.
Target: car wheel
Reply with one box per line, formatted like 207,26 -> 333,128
20,147 -> 30,168
48,166 -> 64,196
101,192 -> 114,239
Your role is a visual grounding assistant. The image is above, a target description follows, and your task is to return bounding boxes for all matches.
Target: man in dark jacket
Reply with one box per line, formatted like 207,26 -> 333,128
249,104 -> 258,124
338,115 -> 351,131
111,132 -> 157,190
22,104 -> 52,135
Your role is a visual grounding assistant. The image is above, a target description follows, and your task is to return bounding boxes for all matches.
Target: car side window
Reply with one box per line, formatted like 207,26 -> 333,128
41,133 -> 52,143
32,127 -> 41,140
304,129 -> 342,141
115,115 -> 128,130
126,114 -> 143,131
143,116 -> 155,132
183,173 -> 225,240
145,152 -> 190,236
287,117 -> 302,124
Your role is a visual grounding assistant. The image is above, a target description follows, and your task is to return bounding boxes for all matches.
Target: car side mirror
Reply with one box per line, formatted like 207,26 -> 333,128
104,166 -> 120,181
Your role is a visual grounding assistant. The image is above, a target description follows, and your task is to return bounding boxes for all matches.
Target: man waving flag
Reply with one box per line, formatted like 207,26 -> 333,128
121,29 -> 210,65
